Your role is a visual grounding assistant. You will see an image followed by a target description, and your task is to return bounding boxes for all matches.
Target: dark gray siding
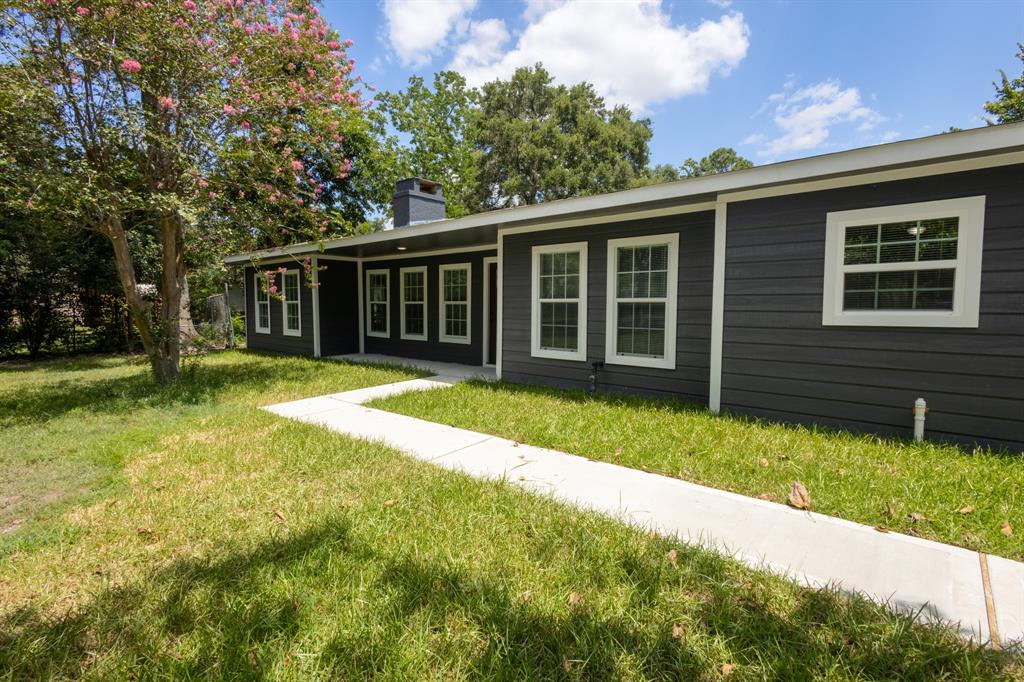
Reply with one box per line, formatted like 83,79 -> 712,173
501,212 -> 714,402
244,266 -> 315,356
722,164 -> 1024,450
363,250 -> 495,364
318,260 -> 359,356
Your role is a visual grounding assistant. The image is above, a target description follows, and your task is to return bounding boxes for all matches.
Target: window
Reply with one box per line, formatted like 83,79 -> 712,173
281,270 -> 301,337
366,269 -> 390,338
605,234 -> 679,369
531,242 -> 587,361
822,196 -> 985,327
439,263 -> 471,344
400,266 -> 428,341
254,272 -> 271,334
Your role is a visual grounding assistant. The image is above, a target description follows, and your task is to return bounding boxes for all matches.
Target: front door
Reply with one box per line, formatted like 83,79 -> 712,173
487,261 -> 498,365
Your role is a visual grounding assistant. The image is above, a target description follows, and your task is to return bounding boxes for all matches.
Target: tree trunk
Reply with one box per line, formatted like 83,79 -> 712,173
103,213 -> 180,383
156,212 -> 185,381
178,272 -> 199,344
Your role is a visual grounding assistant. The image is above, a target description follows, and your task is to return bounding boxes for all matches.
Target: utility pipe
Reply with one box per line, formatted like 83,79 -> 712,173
913,398 -> 928,443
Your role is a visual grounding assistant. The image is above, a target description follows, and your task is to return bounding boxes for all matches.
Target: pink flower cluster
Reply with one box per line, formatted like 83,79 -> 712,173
120,59 -> 142,74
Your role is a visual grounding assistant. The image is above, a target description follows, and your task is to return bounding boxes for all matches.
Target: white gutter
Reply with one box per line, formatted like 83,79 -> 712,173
225,123 -> 1024,264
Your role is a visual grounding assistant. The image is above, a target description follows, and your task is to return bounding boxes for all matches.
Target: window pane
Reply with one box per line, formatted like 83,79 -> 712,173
405,303 -> 424,335
566,251 -> 580,275
539,301 -> 578,351
918,239 -> 957,261
403,271 -> 424,302
565,274 -> 579,298
843,216 -> 959,266
617,273 -> 632,298
842,268 -> 954,311
618,247 -> 634,274
844,224 -> 878,246
616,302 -> 665,359
370,302 -> 387,332
879,242 -> 917,264
541,253 -> 553,276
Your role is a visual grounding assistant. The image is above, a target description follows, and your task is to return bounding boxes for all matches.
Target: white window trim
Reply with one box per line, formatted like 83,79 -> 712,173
281,269 -> 302,337
439,262 -> 471,345
605,233 -> 679,370
254,271 -> 271,334
399,266 -> 428,341
365,268 -> 390,338
530,242 -> 588,362
822,195 -> 985,328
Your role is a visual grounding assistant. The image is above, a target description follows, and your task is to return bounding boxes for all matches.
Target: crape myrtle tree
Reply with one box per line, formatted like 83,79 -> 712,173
1,0 -> 369,382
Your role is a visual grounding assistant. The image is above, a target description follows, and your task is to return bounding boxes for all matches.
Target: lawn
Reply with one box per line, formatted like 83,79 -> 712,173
0,353 -> 1019,679
370,381 -> 1024,561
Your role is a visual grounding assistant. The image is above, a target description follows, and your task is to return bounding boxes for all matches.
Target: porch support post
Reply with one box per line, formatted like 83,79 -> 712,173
312,255 -> 321,357
709,201 -> 727,413
357,259 -> 365,354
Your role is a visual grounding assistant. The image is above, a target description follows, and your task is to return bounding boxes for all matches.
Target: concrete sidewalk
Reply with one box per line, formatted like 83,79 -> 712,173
265,375 -> 1024,647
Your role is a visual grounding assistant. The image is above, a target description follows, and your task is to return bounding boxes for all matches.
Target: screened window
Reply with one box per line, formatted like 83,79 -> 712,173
254,272 -> 271,333
531,242 -> 587,361
400,267 -> 427,341
439,263 -> 470,343
366,269 -> 389,337
605,234 -> 678,370
823,196 -> 985,327
282,270 -> 301,337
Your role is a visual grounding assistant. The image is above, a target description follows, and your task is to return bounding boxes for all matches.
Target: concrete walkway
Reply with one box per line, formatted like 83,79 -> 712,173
265,372 -> 1023,647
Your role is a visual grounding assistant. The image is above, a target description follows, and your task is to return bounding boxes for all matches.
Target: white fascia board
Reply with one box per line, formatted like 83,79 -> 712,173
224,123 -> 1024,265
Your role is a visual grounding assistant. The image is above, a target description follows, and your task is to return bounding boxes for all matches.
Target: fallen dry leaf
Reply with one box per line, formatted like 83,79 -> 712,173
757,493 -> 774,501
517,475 -> 526,481
907,512 -> 926,523
383,499 -> 399,507
958,505 -> 976,514
568,591 -> 582,606
562,657 -> 573,672
273,510 -> 285,522
787,481 -> 811,510
1001,521 -> 1013,537
614,447 -> 623,456
875,525 -> 890,533
667,549 -> 678,567
671,623 -> 685,640
757,458 -> 769,468
883,502 -> 897,519
520,590 -> 533,603
720,663 -> 736,676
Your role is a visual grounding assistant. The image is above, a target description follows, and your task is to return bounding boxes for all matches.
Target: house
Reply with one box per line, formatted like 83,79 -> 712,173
225,124 -> 1024,451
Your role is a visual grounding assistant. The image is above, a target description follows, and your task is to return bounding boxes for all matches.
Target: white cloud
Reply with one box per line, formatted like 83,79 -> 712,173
447,0 -> 750,112
747,79 -> 886,158
449,18 -> 510,74
707,0 -> 732,7
383,0 -> 477,67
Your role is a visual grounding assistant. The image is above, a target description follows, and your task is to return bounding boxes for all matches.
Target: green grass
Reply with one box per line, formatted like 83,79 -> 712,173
370,381 -> 1024,561
0,353 -> 1020,679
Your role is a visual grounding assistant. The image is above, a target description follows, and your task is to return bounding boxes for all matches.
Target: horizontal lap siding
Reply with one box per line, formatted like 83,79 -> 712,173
363,251 -> 495,365
502,212 -> 714,402
318,260 -> 359,356
244,266 -> 315,356
722,164 -> 1024,450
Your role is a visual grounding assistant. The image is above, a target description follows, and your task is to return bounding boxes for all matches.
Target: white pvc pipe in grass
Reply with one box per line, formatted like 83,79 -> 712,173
913,398 -> 928,443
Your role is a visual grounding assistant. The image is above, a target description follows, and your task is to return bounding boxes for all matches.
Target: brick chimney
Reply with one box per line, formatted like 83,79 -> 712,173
392,178 -> 445,227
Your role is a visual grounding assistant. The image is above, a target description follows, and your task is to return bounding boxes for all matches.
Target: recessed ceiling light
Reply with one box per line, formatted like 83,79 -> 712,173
396,245 -> 407,251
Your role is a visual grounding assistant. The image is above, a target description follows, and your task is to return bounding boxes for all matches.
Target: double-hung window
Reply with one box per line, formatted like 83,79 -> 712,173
439,263 -> 471,344
254,272 -> 271,334
366,269 -> 390,338
400,266 -> 428,341
281,270 -> 301,337
605,234 -> 679,369
822,196 -> 985,327
531,242 -> 587,361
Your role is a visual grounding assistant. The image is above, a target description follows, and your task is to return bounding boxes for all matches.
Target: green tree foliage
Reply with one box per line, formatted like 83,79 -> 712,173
679,147 -> 754,177
1,0 -> 372,382
470,64 -> 652,209
376,71 -> 479,218
983,43 -> 1024,125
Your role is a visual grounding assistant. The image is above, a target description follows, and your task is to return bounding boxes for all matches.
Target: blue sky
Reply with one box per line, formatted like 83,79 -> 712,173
321,0 -> 1023,166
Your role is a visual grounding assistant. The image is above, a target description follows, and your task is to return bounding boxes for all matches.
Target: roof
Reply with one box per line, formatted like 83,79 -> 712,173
225,122 -> 1024,264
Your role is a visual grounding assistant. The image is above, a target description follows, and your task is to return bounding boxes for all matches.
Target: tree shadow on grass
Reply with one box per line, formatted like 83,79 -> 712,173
0,351 -> 410,429
1,518 -> 1013,680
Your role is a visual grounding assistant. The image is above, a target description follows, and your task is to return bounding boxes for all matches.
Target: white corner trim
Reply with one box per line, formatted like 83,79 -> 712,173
709,203 -> 727,413
356,261 -> 365,353
822,195 -> 986,328
365,268 -> 391,338
281,269 -> 302,337
253,270 -> 271,334
604,233 -> 679,370
496,237 -> 504,378
439,262 -> 472,345
530,242 -> 588,362
483,256 -> 498,366
312,256 -> 321,356
399,266 -> 429,341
